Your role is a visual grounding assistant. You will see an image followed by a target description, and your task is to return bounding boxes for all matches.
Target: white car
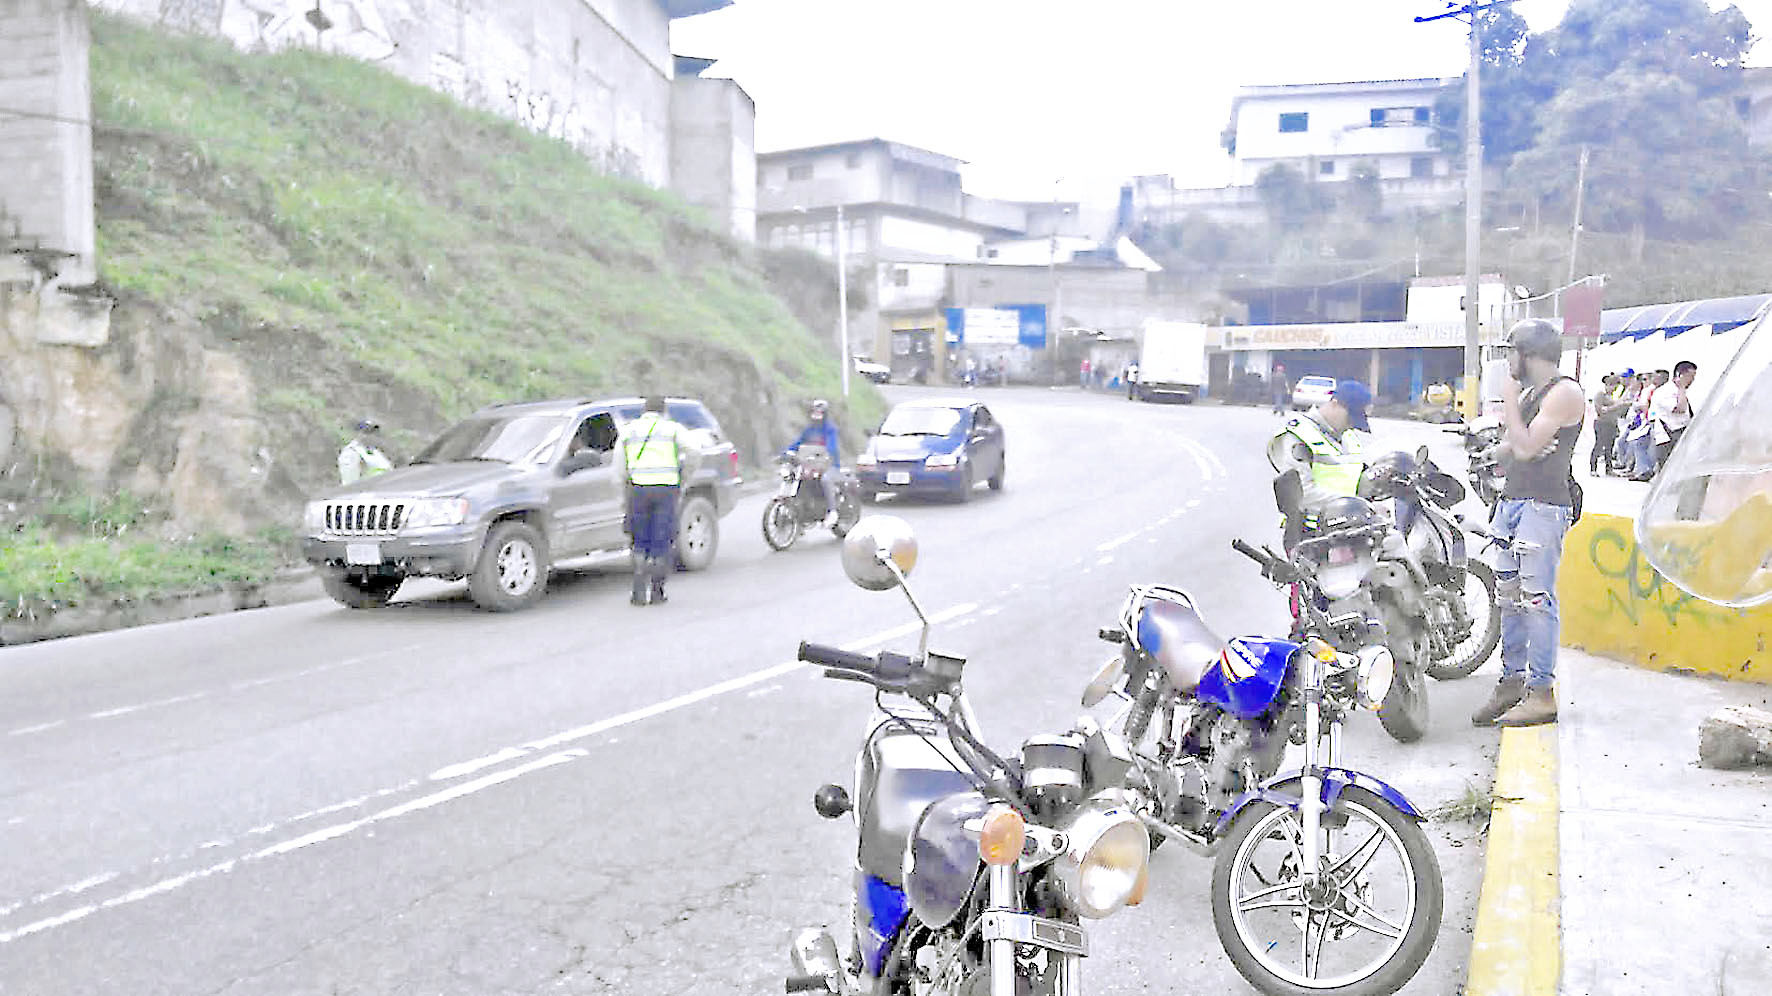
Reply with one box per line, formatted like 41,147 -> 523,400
853,356 -> 890,385
1291,375 -> 1337,410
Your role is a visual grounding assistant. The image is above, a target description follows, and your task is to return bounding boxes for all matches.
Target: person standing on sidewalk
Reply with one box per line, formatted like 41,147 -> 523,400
1650,360 -> 1697,471
1473,320 -> 1587,728
1589,374 -> 1626,476
1271,363 -> 1289,415
616,396 -> 698,607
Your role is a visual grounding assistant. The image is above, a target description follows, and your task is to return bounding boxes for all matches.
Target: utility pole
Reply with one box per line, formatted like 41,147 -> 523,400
1416,0 -> 1515,417
837,202 -> 850,398
1567,145 -> 1590,379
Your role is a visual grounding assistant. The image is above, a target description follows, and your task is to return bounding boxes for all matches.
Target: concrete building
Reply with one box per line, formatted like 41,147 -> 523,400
670,55 -> 755,240
2,0 -> 97,286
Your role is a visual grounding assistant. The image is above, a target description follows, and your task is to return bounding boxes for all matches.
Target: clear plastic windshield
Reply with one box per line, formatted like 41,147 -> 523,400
1636,319 -> 1772,607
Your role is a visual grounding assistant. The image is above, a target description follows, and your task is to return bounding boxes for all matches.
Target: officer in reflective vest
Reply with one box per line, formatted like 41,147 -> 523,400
616,396 -> 699,606
338,418 -> 393,484
1266,379 -> 1374,534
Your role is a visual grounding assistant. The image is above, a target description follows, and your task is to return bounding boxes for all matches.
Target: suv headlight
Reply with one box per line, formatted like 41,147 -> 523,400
303,500 -> 326,534
925,452 -> 960,469
856,451 -> 877,468
402,498 -> 470,530
1053,804 -> 1149,918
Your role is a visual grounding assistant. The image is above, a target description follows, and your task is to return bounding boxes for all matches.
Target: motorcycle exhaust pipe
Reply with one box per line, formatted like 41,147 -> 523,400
1137,814 -> 1218,857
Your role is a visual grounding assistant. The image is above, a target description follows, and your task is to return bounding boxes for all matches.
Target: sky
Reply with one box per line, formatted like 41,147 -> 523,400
671,0 -> 1772,201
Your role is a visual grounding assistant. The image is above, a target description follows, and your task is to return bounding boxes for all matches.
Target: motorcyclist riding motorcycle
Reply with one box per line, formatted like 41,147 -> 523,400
1267,379 -> 1374,536
782,399 -> 842,525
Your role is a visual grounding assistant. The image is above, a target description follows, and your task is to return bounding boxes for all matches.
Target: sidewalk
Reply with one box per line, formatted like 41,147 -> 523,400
1469,648 -> 1772,995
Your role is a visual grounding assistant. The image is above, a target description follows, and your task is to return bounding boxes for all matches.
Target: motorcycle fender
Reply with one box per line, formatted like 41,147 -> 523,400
903,791 -> 988,930
1371,562 -> 1425,614
1212,767 -> 1424,837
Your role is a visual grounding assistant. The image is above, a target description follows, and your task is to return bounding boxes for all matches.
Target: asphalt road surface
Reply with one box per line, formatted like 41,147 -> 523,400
0,387 -> 1503,995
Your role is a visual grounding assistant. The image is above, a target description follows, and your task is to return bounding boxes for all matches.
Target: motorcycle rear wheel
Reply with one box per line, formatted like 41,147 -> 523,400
1375,600 -> 1430,743
1211,786 -> 1442,996
761,497 -> 800,551
1427,562 -> 1501,680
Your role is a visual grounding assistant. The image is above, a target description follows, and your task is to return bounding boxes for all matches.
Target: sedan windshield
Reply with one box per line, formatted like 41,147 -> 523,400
880,406 -> 964,437
413,415 -> 567,465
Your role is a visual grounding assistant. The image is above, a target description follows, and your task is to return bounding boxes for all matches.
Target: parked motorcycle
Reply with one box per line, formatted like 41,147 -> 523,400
1272,472 -> 1433,742
1360,449 -> 1502,680
787,516 -> 1152,996
1443,417 -> 1504,509
1086,541 -> 1443,995
764,448 -> 861,551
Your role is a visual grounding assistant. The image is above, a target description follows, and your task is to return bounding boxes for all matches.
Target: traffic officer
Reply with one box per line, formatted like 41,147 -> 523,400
616,396 -> 699,606
338,418 -> 393,484
1266,379 -> 1375,535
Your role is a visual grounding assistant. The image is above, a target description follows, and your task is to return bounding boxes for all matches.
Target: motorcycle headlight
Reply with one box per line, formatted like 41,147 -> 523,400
1315,559 -> 1368,600
1054,805 -> 1149,919
925,452 -> 960,469
401,497 -> 470,530
303,500 -> 326,534
1354,645 -> 1395,710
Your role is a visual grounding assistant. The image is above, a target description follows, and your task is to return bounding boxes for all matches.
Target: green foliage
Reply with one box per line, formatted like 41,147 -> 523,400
1430,781 -> 1494,825
0,524 -> 292,619
1255,164 -> 1331,231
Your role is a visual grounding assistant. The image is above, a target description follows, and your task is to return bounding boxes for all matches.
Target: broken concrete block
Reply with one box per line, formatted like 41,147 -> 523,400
1699,705 -> 1772,770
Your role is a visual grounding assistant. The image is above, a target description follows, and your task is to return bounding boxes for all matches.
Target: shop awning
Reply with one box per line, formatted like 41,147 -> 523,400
1599,293 -> 1772,343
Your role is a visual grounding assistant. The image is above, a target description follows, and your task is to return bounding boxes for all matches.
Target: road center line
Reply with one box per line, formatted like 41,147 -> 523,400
427,602 -> 979,782
1094,530 -> 1142,554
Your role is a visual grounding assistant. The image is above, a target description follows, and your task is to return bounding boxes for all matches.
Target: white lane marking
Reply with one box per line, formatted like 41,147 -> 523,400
1094,530 -> 1142,554
7,721 -> 64,737
429,603 -> 979,783
1179,439 -> 1215,481
0,872 -> 119,919
88,691 -> 210,720
0,751 -> 585,944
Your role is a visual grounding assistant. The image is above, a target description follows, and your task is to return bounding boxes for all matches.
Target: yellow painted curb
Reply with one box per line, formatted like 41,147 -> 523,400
1467,725 -> 1560,996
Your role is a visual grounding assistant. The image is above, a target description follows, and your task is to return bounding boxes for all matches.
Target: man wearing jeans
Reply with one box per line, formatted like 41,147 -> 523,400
1472,319 -> 1587,728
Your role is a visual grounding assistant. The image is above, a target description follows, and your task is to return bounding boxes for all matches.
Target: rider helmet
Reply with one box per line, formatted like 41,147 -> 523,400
1507,318 -> 1563,363
354,418 -> 381,434
1317,495 -> 1381,536
809,399 -> 829,419
1358,451 -> 1418,500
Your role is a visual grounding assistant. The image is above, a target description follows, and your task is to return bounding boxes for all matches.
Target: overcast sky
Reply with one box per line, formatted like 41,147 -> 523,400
671,0 -> 1772,201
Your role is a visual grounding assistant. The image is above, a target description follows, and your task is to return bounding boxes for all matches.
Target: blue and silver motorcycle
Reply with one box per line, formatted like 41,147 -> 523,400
1083,536 -> 1443,996
787,517 -> 1151,996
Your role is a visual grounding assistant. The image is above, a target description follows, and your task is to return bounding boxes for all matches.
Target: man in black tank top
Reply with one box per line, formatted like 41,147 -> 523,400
1472,319 -> 1587,728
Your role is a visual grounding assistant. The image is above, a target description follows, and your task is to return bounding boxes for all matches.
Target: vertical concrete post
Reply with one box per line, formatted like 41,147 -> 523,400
0,0 -> 96,285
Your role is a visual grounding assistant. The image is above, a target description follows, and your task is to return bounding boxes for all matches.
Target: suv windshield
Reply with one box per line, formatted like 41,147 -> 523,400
611,402 -> 722,436
413,415 -> 567,465
880,406 -> 964,437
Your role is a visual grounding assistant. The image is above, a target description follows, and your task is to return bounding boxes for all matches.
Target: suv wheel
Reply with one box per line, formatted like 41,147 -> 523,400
321,568 -> 404,609
675,494 -> 719,571
469,520 -> 549,611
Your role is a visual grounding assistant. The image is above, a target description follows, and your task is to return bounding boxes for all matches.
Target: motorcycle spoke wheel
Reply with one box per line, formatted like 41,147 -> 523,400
761,499 -> 799,551
1212,788 -> 1442,995
1427,562 -> 1502,680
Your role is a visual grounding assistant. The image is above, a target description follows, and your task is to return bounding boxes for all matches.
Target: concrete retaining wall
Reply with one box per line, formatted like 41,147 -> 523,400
1558,512 -> 1772,683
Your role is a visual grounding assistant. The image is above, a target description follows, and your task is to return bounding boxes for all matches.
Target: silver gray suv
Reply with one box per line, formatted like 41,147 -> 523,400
301,397 -> 741,611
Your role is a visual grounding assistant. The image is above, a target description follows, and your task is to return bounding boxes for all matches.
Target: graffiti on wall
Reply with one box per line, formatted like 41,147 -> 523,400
221,0 -> 397,60
1582,520 -> 1728,629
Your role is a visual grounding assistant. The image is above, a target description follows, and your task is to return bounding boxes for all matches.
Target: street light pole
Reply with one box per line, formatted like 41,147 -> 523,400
837,202 -> 850,399
1416,0 -> 1515,416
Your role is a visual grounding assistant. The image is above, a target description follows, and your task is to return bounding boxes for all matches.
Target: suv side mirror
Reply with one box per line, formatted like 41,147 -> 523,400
559,450 -> 604,476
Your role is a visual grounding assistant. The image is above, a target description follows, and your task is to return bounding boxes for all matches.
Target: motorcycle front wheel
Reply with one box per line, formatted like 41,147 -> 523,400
1375,600 -> 1430,743
1426,561 -> 1501,680
761,497 -> 800,551
1211,786 -> 1443,996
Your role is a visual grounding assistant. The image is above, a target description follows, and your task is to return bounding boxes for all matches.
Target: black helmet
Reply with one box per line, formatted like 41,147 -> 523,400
1508,318 -> 1563,363
1359,451 -> 1418,500
1318,495 -> 1381,535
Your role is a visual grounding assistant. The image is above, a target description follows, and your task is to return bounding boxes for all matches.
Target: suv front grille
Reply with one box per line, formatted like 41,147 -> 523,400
323,501 -> 407,536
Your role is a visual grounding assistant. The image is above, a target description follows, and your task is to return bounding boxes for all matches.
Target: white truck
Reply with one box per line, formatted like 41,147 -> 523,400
1131,320 -> 1209,403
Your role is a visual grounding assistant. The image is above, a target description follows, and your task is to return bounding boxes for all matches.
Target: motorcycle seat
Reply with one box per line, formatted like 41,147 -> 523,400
1137,599 -> 1227,694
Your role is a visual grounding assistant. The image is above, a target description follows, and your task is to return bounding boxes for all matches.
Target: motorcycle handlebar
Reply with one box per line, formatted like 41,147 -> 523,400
798,641 -> 877,673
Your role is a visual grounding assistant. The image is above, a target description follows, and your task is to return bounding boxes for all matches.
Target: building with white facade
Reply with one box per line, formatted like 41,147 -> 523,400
1225,78 -> 1456,186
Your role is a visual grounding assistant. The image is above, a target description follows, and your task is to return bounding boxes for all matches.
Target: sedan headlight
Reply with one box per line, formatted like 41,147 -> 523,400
302,500 -> 326,534
925,452 -> 960,469
402,497 -> 470,530
1053,805 -> 1149,918
856,451 -> 878,468
1354,645 -> 1395,710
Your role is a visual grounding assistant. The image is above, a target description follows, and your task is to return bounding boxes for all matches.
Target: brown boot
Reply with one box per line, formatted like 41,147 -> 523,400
1472,676 -> 1526,727
1495,686 -> 1557,727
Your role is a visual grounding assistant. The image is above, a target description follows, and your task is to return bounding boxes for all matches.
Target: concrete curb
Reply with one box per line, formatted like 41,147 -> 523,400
0,568 -> 322,647
1467,725 -> 1561,996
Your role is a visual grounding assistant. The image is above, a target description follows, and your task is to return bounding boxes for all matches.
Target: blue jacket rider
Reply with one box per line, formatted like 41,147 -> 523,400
782,399 -> 841,521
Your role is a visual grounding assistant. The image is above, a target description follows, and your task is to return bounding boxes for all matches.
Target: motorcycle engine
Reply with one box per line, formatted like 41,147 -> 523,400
1202,714 -> 1256,816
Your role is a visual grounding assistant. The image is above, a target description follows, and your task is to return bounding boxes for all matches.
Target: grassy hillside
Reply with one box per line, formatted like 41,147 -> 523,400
4,14 -> 881,618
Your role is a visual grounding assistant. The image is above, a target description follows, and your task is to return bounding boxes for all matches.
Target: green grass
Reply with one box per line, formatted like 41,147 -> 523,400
1430,781 -> 1495,826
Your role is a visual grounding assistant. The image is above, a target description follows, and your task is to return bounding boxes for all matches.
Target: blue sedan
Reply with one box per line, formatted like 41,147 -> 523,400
856,399 -> 1006,503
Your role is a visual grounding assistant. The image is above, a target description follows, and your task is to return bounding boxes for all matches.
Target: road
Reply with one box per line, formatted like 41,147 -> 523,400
0,387 -> 1501,995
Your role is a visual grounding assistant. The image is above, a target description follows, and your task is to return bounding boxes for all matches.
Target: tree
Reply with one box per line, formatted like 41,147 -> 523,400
1255,164 -> 1329,230
1507,70 -> 1768,252
1345,162 -> 1384,221
1547,0 -> 1753,96
1432,7 -> 1557,167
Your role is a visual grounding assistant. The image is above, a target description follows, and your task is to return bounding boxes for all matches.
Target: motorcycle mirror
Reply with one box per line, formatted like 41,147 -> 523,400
812,783 -> 852,819
1415,444 -> 1430,465
1273,469 -> 1304,517
840,515 -> 918,591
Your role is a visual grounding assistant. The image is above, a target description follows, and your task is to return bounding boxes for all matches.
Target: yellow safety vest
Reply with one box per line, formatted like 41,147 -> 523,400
1277,415 -> 1367,497
623,413 -> 682,486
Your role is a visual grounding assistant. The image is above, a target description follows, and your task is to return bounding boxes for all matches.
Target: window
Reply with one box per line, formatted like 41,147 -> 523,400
1411,156 -> 1434,178
1414,106 -> 1431,124
568,412 -> 620,456
1279,112 -> 1309,133
973,407 -> 994,429
892,268 -> 910,287
1371,107 -> 1431,128
1319,160 -> 1335,177
787,163 -> 812,181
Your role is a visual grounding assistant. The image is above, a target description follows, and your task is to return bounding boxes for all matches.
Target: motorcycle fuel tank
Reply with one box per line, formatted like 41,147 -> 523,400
1195,636 -> 1294,720
855,720 -> 977,889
